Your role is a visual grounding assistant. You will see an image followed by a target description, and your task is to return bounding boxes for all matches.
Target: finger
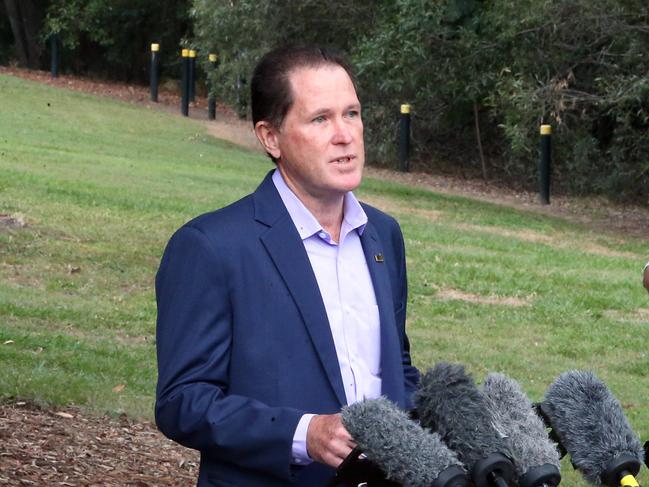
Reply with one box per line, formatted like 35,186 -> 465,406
325,448 -> 353,468
332,422 -> 354,442
329,438 -> 355,461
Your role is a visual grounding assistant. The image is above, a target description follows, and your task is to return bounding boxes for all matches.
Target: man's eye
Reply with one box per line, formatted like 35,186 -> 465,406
313,116 -> 326,123
347,110 -> 360,118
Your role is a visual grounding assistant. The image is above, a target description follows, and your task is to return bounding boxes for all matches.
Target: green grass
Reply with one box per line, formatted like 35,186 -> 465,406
1,74 -> 648,485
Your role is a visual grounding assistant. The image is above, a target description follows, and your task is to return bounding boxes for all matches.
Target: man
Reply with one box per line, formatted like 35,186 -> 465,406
155,45 -> 419,486
644,262 -> 649,293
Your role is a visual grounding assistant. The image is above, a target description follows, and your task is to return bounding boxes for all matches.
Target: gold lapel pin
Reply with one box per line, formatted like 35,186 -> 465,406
374,253 -> 384,263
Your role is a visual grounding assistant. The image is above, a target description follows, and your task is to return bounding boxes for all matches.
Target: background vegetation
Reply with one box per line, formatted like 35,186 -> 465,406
3,0 -> 649,202
1,75 -> 648,487
193,0 -> 649,202
2,0 -> 192,81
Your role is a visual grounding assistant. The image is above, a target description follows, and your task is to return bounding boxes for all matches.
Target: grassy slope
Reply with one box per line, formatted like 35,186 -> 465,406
0,74 -> 267,418
1,74 -> 648,484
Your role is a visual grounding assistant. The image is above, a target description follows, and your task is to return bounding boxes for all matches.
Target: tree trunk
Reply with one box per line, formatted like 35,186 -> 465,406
19,0 -> 44,68
3,0 -> 44,68
4,0 -> 29,66
473,101 -> 488,181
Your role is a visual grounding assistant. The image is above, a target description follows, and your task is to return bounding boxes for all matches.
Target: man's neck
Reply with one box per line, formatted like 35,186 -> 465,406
304,197 -> 344,244
278,169 -> 345,243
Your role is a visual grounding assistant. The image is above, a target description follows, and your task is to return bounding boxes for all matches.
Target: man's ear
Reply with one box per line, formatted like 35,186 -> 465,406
254,121 -> 281,160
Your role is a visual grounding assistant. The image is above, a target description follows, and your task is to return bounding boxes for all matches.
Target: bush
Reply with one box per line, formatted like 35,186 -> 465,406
43,0 -> 192,83
482,0 -> 649,199
191,0 -> 375,118
5,1 -> 646,202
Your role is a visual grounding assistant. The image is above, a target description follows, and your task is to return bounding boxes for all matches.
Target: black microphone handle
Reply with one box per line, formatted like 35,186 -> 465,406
471,453 -> 515,487
489,474 -> 509,487
518,463 -> 561,487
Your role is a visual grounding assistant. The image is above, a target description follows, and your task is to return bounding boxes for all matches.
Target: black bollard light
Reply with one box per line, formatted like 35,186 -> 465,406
399,104 -> 411,172
180,48 -> 189,116
539,124 -> 552,205
188,49 -> 197,103
50,33 -> 60,79
208,53 -> 218,120
150,43 -> 160,102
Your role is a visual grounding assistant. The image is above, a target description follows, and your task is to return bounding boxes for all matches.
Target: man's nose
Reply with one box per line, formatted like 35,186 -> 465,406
331,118 -> 353,145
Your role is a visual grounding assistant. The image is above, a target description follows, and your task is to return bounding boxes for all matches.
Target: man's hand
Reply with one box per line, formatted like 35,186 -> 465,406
306,413 -> 356,468
644,265 -> 649,293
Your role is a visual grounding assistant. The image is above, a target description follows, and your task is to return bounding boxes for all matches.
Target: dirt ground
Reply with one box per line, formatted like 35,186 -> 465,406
1,66 -> 648,486
0,402 -> 199,486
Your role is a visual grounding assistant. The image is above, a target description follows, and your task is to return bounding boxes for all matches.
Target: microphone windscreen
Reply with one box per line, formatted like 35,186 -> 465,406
541,370 -> 643,485
414,362 -> 513,470
342,397 -> 467,487
482,373 -> 561,486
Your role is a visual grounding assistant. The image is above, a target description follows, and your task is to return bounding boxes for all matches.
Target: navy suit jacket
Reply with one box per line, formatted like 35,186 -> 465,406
155,171 -> 420,486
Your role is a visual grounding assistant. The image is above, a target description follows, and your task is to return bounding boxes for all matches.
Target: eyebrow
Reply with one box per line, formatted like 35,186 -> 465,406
307,103 -> 361,117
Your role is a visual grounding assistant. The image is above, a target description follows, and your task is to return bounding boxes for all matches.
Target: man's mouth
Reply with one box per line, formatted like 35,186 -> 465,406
332,155 -> 354,164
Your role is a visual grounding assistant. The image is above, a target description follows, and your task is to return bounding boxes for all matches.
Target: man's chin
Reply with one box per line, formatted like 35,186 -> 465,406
336,171 -> 363,193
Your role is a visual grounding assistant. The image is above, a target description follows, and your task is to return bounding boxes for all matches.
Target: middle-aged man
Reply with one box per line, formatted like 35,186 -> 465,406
155,45 -> 420,486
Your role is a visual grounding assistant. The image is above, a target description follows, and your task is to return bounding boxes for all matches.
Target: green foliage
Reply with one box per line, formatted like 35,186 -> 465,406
5,1 -> 647,200
351,0 -> 488,166
43,0 -> 192,82
192,0 -> 649,203
191,0 -> 376,117
481,0 -> 649,198
355,0 -> 649,199
9,0 -> 646,200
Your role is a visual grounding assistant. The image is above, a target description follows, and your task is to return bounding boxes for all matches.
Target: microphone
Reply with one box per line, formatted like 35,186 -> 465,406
481,372 -> 561,487
341,396 -> 469,487
540,370 -> 644,486
414,362 -> 516,487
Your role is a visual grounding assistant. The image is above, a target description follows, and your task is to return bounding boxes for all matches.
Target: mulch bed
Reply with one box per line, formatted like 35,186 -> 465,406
0,401 -> 199,486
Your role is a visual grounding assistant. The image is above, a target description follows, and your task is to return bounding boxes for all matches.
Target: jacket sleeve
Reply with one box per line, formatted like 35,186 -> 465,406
154,225 -> 304,481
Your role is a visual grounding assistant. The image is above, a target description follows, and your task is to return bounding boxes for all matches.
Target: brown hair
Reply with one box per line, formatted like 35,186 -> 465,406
251,45 -> 357,132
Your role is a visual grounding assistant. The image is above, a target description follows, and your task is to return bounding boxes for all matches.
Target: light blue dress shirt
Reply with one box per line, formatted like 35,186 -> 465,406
271,169 -> 382,465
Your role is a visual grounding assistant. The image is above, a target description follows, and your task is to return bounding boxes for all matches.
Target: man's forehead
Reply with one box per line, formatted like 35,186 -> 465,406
287,64 -> 358,106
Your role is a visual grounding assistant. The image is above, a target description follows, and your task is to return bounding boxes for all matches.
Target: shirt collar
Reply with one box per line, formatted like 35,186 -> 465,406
272,169 -> 367,241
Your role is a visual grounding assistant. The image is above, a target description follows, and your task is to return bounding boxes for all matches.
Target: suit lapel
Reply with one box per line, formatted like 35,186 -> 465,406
253,173 -> 347,407
360,222 -> 405,407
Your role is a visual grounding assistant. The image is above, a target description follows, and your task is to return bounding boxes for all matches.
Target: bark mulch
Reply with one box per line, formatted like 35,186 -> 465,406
0,401 -> 199,486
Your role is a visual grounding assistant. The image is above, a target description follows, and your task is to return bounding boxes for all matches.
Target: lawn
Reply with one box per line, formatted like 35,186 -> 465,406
1,73 -> 647,485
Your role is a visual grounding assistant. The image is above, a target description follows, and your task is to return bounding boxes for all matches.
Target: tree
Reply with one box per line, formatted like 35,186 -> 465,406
3,0 -> 47,68
191,0 -> 377,117
481,0 -> 649,197
43,0 -> 192,82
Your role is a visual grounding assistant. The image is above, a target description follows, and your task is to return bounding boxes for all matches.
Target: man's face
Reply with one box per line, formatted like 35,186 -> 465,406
272,64 -> 364,204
